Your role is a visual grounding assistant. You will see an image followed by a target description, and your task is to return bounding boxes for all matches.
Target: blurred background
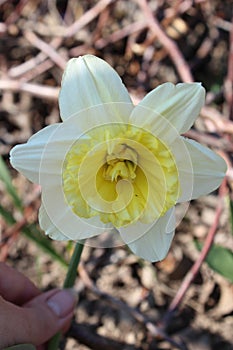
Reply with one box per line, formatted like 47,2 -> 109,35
0,1 -> 233,349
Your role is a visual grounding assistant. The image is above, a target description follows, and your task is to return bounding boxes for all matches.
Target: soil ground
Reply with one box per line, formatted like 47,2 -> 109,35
0,1 -> 233,349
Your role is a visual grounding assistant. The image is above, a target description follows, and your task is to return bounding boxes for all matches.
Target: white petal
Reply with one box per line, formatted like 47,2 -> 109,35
59,55 -> 133,121
130,82 -> 205,143
41,182 -> 112,241
173,137 -> 227,201
38,103 -> 133,187
40,199 -> 116,245
84,228 -> 124,249
10,103 -> 132,186
119,209 -> 175,262
39,204 -> 70,241
9,124 -> 60,183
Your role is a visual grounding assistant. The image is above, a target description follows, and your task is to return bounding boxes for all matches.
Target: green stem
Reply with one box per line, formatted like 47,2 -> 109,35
63,242 -> 84,288
47,241 -> 84,350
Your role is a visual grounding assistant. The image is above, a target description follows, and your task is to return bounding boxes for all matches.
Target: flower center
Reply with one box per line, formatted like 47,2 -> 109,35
62,124 -> 180,227
103,143 -> 138,182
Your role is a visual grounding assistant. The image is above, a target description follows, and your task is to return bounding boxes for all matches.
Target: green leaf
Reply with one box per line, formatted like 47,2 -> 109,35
196,241 -> 233,283
0,156 -> 68,267
0,204 -> 15,225
3,344 -> 36,350
0,204 -> 68,268
23,224 -> 69,268
0,156 -> 22,210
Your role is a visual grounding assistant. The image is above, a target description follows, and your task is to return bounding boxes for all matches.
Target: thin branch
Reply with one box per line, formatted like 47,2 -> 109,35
78,263 -> 188,350
161,177 -> 227,326
32,0 -> 116,37
24,31 -> 67,70
19,59 -> 55,82
4,0 -> 28,25
201,106 -> 233,134
224,14 -> 233,120
0,79 -> 59,100
214,16 -> 233,32
95,20 -> 148,49
68,322 -> 142,350
137,0 -> 193,83
8,37 -> 62,78
64,0 -> 116,37
185,129 -> 233,152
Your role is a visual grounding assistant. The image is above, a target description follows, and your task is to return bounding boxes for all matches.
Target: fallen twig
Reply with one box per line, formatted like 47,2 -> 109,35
184,129 -> 233,152
4,0 -> 28,25
224,14 -> 233,120
64,0 -> 116,37
19,59 -> 55,83
24,31 -> 67,70
95,20 -> 148,49
78,263 -> 188,350
68,322 -> 141,350
137,0 -> 193,83
0,79 -> 59,100
8,37 -> 62,78
161,177 -> 227,327
32,0 -> 116,37
201,106 -> 233,134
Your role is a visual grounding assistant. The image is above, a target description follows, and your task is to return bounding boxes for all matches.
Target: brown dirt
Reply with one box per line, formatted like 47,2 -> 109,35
0,1 -> 233,349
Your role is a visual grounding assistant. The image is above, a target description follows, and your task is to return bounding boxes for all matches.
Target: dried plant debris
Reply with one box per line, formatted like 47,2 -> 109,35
0,1 -> 233,349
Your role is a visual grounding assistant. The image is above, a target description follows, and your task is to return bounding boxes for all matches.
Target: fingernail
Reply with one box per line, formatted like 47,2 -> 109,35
47,289 -> 77,318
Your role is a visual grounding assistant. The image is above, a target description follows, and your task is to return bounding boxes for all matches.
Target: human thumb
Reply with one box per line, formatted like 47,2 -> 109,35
0,288 -> 76,349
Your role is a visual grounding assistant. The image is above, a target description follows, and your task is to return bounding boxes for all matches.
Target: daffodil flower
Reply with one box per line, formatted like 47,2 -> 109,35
10,55 -> 226,262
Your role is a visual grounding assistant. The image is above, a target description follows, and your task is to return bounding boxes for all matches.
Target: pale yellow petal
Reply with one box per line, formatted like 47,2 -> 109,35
174,137 -> 227,201
130,82 -> 205,143
119,208 -> 175,262
9,124 -> 61,183
59,55 -> 133,121
39,204 -> 70,241
41,185 -> 111,241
